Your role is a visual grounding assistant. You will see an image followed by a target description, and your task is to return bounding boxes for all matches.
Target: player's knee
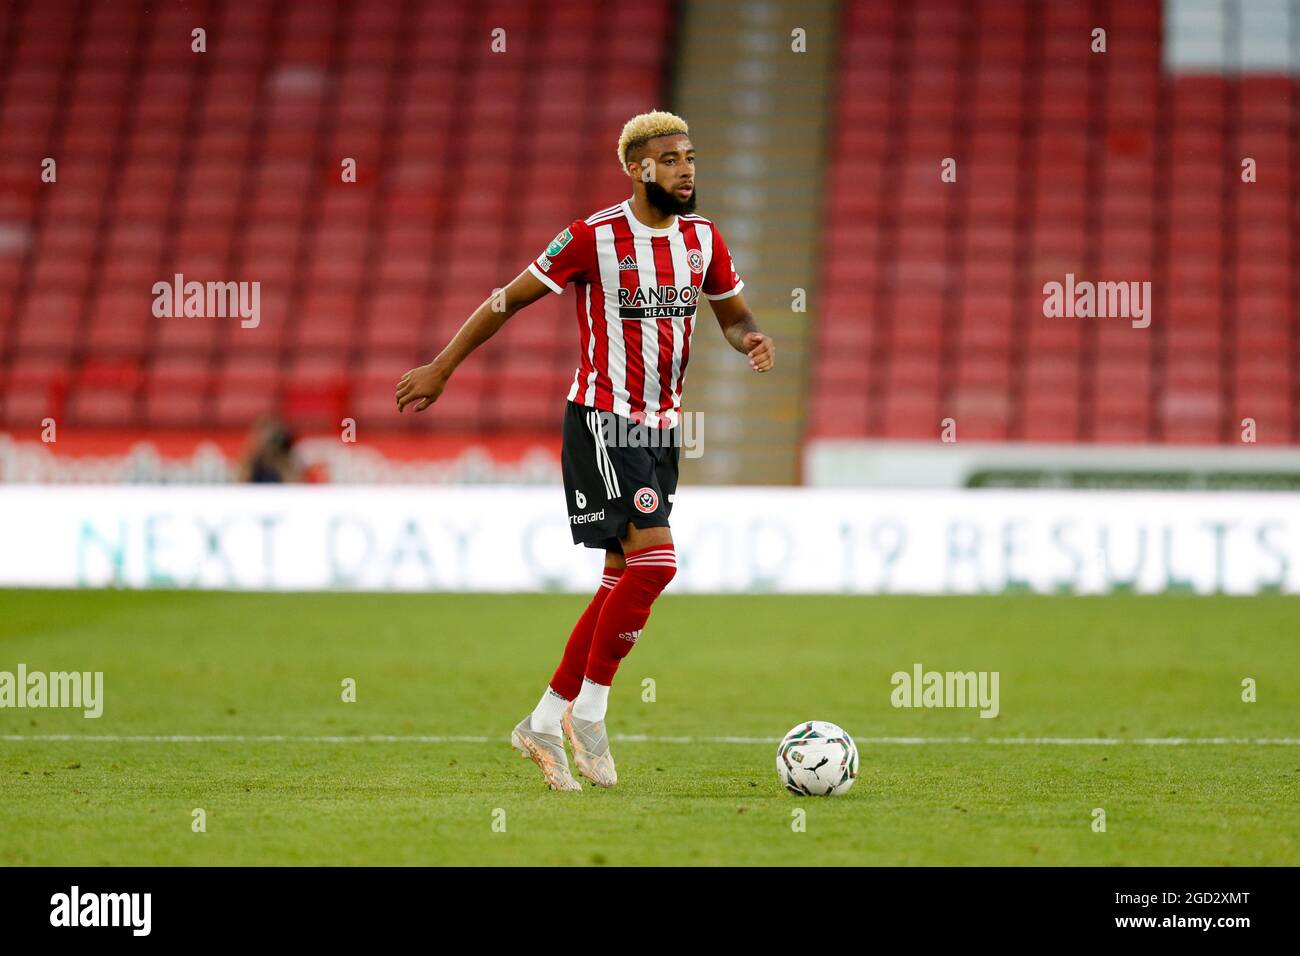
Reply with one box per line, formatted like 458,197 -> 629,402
624,543 -> 676,597
637,560 -> 676,593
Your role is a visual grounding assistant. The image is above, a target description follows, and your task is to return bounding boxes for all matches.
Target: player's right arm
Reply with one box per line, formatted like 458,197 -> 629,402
396,220 -> 591,413
395,269 -> 551,413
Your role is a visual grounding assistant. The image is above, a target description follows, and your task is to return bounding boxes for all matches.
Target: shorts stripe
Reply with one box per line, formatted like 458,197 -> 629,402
586,412 -> 613,498
586,411 -> 621,499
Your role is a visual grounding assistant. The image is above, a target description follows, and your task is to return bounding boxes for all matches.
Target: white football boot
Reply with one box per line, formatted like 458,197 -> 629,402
562,704 -> 617,788
511,716 -> 582,792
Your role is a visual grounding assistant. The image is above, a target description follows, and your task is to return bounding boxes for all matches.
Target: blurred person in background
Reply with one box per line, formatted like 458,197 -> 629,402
238,415 -> 302,483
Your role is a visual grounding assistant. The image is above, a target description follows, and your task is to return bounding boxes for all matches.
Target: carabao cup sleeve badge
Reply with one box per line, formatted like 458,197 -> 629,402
545,228 -> 573,258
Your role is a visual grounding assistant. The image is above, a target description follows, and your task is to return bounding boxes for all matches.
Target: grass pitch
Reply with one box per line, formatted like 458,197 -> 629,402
1,589 -> 1297,866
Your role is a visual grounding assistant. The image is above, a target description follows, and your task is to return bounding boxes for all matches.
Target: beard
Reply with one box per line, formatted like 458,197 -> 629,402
644,179 -> 697,216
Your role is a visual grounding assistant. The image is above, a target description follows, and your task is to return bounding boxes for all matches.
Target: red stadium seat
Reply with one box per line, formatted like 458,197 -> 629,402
811,0 -> 1295,446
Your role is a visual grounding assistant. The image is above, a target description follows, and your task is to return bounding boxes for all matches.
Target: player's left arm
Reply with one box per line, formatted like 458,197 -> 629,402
710,291 -> 774,373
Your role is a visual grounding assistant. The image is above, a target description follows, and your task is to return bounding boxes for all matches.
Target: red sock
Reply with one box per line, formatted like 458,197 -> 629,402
549,566 -> 624,700
584,544 -> 677,686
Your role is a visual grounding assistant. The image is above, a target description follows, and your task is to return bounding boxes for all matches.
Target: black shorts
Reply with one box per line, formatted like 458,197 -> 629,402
561,401 -> 680,551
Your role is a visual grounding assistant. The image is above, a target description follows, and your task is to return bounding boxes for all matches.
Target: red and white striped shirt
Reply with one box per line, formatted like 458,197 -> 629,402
527,200 -> 744,428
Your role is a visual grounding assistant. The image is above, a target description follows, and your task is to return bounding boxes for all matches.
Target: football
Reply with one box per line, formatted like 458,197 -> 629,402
775,721 -> 859,796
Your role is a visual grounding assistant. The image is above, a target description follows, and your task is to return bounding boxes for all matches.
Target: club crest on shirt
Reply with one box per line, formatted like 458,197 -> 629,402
687,249 -> 704,274
634,487 -> 659,513
545,228 -> 573,257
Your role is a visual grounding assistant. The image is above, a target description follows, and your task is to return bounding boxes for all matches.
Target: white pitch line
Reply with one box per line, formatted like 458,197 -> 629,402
2,734 -> 1299,745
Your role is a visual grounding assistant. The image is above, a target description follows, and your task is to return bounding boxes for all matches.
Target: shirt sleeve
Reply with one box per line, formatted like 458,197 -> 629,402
702,224 -> 744,300
528,220 -> 591,293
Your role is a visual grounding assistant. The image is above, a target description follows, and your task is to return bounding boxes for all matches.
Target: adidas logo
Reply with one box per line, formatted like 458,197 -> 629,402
618,255 -> 638,271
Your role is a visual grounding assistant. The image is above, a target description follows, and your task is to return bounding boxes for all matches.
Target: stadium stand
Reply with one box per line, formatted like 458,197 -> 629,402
815,0 -> 1296,445
0,0 -> 672,435
4,0 -> 1297,477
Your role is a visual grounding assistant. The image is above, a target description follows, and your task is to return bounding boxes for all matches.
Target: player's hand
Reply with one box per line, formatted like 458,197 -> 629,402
743,331 -> 775,373
395,362 -> 449,413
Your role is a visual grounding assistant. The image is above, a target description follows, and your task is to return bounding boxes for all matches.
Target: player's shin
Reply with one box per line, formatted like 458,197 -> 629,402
531,566 -> 623,734
575,544 -> 677,720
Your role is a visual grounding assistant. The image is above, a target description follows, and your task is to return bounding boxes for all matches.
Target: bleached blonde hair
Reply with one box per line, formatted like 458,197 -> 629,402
617,110 -> 689,170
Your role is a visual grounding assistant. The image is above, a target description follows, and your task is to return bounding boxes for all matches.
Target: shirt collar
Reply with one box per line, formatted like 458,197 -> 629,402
621,199 -> 679,238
